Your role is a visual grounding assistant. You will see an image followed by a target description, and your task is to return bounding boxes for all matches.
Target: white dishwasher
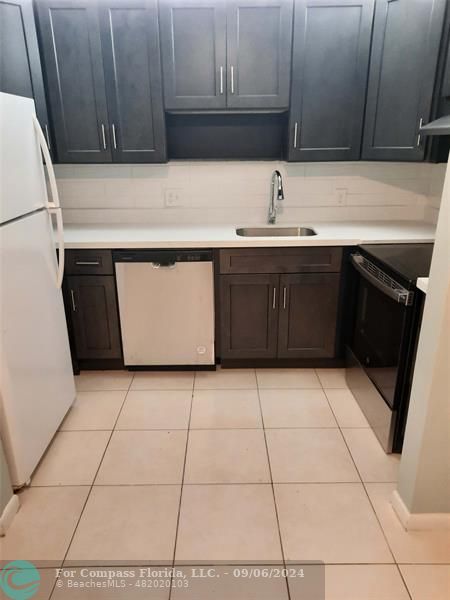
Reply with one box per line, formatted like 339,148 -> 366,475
114,250 -> 215,366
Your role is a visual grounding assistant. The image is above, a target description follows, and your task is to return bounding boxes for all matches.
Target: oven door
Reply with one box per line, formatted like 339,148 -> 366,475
349,253 -> 414,410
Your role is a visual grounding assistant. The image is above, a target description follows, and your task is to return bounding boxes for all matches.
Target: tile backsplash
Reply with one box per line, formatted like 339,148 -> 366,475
55,160 -> 445,225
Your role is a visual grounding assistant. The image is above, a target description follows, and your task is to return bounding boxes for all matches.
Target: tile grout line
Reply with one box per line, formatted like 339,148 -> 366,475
255,369 -> 292,600
316,369 -> 401,575
54,373 -> 136,582
167,371 -> 196,600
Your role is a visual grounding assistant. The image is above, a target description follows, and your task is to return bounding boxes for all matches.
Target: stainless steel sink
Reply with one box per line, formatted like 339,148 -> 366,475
236,226 -> 317,237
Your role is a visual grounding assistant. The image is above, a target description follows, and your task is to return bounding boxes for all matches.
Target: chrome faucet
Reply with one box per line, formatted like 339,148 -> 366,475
268,170 -> 284,224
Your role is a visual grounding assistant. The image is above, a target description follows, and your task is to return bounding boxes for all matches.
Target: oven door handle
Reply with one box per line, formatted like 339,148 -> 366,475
350,253 -> 413,306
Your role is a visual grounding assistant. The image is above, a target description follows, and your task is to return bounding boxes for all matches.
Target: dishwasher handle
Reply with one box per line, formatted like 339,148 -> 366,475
151,262 -> 176,269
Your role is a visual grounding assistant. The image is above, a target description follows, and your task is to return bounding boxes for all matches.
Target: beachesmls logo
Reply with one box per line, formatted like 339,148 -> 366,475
0,561 -> 40,600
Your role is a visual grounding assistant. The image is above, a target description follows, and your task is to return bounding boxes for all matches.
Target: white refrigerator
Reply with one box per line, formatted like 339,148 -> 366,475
0,92 -> 75,488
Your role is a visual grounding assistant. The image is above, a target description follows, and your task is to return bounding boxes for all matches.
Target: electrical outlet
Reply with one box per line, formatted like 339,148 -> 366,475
336,187 -> 348,206
164,188 -> 184,207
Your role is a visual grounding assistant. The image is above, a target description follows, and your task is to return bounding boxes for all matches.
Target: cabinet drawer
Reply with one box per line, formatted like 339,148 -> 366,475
219,248 -> 342,274
65,250 -> 113,275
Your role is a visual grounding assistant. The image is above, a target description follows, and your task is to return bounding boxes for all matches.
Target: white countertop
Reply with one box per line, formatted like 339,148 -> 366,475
62,220 -> 436,249
416,277 -> 429,294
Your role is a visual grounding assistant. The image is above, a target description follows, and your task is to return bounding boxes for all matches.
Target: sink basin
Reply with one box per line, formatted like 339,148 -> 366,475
236,226 -> 317,237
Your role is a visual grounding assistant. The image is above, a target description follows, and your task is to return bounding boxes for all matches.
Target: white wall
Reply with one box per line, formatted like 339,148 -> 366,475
56,161 -> 439,225
397,157 -> 450,515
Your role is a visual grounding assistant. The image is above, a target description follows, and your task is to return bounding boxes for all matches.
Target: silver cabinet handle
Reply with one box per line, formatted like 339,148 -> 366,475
70,290 -> 76,312
75,260 -> 100,266
293,122 -> 299,148
220,66 -> 224,94
283,287 -> 287,309
101,123 -> 107,150
272,287 -> 277,310
230,65 -> 235,94
417,117 -> 423,147
45,124 -> 51,150
112,123 -> 117,149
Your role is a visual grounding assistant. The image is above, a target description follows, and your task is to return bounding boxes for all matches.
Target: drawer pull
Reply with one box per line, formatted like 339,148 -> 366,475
272,287 -> 277,310
283,286 -> 287,309
75,261 -> 100,266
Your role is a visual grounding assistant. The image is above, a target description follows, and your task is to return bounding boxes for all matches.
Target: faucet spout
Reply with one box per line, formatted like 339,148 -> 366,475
268,170 -> 284,224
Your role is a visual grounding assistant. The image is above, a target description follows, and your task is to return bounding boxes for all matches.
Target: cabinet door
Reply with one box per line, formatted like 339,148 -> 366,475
66,275 -> 122,359
159,0 -> 227,110
37,0 -> 111,163
278,273 -> 339,358
220,274 -> 279,359
99,0 -> 166,163
0,0 -> 52,148
288,0 -> 373,161
362,0 -> 446,161
226,0 -> 293,109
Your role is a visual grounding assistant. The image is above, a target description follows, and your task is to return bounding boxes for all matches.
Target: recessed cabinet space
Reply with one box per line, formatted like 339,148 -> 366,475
0,0 -> 51,148
63,250 -> 122,363
362,0 -> 447,161
288,0 -> 374,161
37,0 -> 166,163
159,0 -> 293,111
219,248 -> 343,361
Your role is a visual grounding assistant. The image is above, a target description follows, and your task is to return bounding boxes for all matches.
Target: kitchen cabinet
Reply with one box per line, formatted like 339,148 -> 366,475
159,0 -> 227,110
288,0 -> 374,161
159,0 -> 293,111
278,273 -> 340,358
99,0 -> 166,162
65,275 -> 122,360
37,0 -> 166,163
219,248 -> 342,361
362,0 -> 446,161
220,274 -> 279,359
0,0 -> 51,147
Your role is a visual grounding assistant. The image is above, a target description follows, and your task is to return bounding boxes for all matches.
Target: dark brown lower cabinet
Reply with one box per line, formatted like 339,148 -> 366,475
66,275 -> 122,360
220,274 -> 279,359
220,270 -> 341,361
278,273 -> 340,358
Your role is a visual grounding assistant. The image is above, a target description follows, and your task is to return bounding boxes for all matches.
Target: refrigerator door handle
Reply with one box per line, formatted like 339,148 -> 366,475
32,115 -> 64,288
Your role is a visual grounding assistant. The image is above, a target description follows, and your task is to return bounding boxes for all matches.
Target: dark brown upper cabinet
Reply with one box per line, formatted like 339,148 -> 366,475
99,0 -> 166,162
37,0 -> 166,163
288,0 -> 374,161
159,0 -> 293,111
0,0 -> 52,148
159,0 -> 227,110
362,0 -> 446,161
226,0 -> 293,109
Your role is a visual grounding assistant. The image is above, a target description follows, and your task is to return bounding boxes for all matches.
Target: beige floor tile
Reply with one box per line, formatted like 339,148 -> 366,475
260,389 -> 337,428
342,429 -> 400,482
0,487 -> 89,565
131,371 -> 194,391
60,391 -> 126,431
116,391 -> 191,430
31,431 -> 110,486
195,368 -> 257,390
176,484 -> 282,563
66,486 -> 180,565
289,564 -> 410,600
52,567 -> 170,599
365,483 -> 450,563
95,430 -> 187,485
171,565 -> 289,599
184,429 -> 270,484
190,389 -> 262,429
324,389 -> 369,428
257,368 -> 321,389
315,369 -> 348,389
266,429 -> 359,483
75,371 -> 133,392
400,564 -> 450,600
275,483 -> 393,563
